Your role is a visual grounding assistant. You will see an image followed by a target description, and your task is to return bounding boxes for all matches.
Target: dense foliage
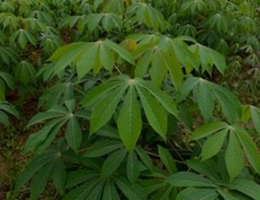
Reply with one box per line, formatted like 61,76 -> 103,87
1,0 -> 260,199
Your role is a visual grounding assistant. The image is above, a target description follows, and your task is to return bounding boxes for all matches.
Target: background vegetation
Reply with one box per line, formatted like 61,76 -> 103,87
1,0 -> 260,199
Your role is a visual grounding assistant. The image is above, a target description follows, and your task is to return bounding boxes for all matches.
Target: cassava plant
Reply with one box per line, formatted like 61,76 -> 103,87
0,0 -> 260,199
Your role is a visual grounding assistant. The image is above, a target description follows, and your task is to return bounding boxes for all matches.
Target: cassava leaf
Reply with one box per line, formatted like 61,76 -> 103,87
191,121 -> 228,140
90,84 -> 128,134
65,116 -> 82,152
228,179 -> 260,199
118,86 -> 142,150
101,148 -> 127,176
166,172 -> 216,187
136,86 -> 167,139
235,126 -> 260,174
158,145 -> 177,174
201,129 -> 228,161
176,187 -> 218,200
225,132 -> 244,181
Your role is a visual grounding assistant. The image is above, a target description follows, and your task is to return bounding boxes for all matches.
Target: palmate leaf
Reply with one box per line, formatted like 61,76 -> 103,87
182,76 -> 241,123
49,40 -> 135,78
131,34 -> 197,90
118,86 -> 142,151
189,44 -> 226,74
85,75 -> 177,148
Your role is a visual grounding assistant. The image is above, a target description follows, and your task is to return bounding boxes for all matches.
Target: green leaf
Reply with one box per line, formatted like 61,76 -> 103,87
49,42 -> 88,73
137,79 -> 178,117
135,146 -> 153,170
136,86 -> 167,139
64,178 -> 100,200
24,118 -> 66,153
127,152 -> 139,184
212,85 -> 241,124
27,106 -> 68,127
76,43 -> 99,78
236,126 -> 260,174
82,80 -> 123,108
194,79 -> 214,122
102,181 -> 120,200
101,149 -> 127,176
228,179 -> 260,199
65,170 -> 98,189
105,39 -> 135,64
191,121 -> 228,140
15,153 -> 55,192
65,117 -> 82,152
99,42 -> 114,71
217,189 -> 239,200
225,133 -> 244,182
87,180 -> 104,199
90,84 -> 127,134
250,106 -> 260,134
158,145 -> 177,174
176,187 -> 218,200
83,140 -> 122,157
30,163 -> 54,200
166,172 -> 216,187
118,86 -> 142,151
115,178 -> 145,200
201,129 -> 228,161
52,158 -> 66,194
